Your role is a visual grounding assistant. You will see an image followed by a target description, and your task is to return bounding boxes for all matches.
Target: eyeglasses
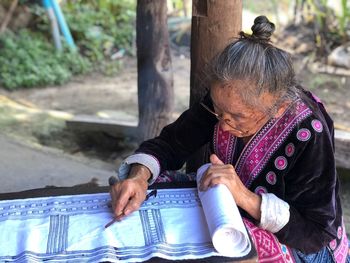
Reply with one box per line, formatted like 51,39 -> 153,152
200,91 -> 288,136
200,102 -> 247,135
200,100 -> 275,136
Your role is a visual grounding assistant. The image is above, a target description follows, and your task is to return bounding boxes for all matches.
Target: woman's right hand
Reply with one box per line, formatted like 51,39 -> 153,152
109,164 -> 151,221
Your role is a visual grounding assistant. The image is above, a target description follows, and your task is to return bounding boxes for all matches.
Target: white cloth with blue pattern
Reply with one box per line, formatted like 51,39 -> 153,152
0,187 -> 251,262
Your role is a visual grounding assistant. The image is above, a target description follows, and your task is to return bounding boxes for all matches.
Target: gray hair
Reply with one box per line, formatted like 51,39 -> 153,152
209,16 -> 298,110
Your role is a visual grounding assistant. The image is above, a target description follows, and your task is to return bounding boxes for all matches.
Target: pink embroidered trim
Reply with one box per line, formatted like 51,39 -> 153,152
154,173 -> 173,183
243,218 -> 295,263
296,128 -> 311,142
337,226 -> 343,239
254,186 -> 268,195
266,171 -> 277,185
235,99 -> 312,187
311,119 -> 323,133
275,156 -> 288,170
285,143 -> 295,157
213,124 -> 236,164
311,92 -> 323,104
332,222 -> 349,263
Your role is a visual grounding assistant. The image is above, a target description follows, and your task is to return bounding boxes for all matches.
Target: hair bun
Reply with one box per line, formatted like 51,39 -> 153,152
251,15 -> 275,41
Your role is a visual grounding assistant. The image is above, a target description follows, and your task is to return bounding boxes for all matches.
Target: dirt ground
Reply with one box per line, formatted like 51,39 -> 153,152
0,55 -> 190,120
0,54 -> 191,171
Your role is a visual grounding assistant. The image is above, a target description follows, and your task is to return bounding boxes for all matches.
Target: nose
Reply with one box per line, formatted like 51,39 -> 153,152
218,112 -> 234,130
218,116 -> 243,136
221,123 -> 243,137
219,120 -> 233,132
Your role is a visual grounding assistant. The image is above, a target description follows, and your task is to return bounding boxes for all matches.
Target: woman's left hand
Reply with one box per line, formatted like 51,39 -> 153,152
199,154 -> 262,220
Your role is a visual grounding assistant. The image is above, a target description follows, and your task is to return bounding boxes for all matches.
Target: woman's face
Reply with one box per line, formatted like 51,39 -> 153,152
210,81 -> 278,137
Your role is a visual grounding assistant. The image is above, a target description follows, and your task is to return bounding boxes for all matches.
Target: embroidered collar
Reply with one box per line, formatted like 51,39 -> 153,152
213,98 -> 312,187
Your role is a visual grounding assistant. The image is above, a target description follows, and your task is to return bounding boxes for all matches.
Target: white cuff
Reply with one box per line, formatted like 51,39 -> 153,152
259,193 -> 290,233
117,153 -> 160,185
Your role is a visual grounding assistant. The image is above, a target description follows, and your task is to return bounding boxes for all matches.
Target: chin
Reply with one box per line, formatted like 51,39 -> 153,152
228,130 -> 243,137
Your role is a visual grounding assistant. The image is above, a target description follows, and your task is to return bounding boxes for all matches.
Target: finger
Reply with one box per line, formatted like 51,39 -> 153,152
109,189 -> 115,209
200,165 -> 235,190
200,170 -> 229,191
113,186 -> 132,217
210,154 -> 224,165
123,192 -> 145,216
109,185 -> 121,211
205,163 -> 237,178
208,176 -> 229,188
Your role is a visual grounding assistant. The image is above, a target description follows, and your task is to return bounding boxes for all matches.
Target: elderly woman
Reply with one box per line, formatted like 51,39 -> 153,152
110,16 -> 349,262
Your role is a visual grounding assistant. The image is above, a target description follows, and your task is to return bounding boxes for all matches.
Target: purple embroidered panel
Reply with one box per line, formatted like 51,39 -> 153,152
330,221 -> 349,263
235,99 -> 312,187
213,99 -> 313,188
213,124 -> 237,165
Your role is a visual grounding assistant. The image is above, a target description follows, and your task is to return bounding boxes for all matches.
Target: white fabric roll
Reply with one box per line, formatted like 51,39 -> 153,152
196,163 -> 251,257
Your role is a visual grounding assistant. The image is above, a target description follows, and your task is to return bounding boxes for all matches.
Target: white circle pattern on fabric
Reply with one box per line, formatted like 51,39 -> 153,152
329,239 -> 337,250
337,226 -> 342,239
285,143 -> 295,157
274,156 -> 288,170
297,128 -> 311,142
254,186 -> 267,195
266,171 -> 277,185
311,119 -> 323,133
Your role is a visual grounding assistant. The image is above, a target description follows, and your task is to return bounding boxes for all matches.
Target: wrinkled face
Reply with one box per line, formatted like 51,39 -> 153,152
209,81 -> 278,137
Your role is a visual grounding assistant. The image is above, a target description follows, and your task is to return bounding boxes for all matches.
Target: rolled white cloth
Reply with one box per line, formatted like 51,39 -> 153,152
196,163 -> 251,257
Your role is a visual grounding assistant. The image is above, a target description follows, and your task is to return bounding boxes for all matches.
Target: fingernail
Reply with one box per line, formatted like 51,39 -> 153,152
115,211 -> 122,217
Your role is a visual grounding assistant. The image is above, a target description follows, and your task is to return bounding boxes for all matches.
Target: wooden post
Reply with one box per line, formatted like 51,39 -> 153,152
190,0 -> 242,105
0,0 -> 19,33
187,0 -> 242,172
136,0 -> 174,142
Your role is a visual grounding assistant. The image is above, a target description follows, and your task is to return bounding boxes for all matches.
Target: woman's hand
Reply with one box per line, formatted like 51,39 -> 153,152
199,154 -> 262,220
109,164 -> 151,221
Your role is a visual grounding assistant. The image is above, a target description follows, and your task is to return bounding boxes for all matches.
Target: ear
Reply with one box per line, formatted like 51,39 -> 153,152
274,102 -> 289,118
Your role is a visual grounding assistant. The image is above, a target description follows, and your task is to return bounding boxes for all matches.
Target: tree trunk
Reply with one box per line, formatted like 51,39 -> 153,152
186,0 -> 242,172
136,0 -> 174,142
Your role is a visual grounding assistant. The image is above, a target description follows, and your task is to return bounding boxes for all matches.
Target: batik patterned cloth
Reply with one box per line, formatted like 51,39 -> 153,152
0,188 -> 255,263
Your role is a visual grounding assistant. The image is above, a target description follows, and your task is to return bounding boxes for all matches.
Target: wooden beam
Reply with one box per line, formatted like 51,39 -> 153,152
66,115 -> 138,139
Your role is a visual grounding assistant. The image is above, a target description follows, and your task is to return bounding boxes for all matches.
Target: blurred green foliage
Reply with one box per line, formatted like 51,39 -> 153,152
31,0 -> 136,70
0,0 -> 136,89
0,30 -> 91,90
339,0 -> 349,38
62,0 -> 136,62
296,0 -> 350,54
